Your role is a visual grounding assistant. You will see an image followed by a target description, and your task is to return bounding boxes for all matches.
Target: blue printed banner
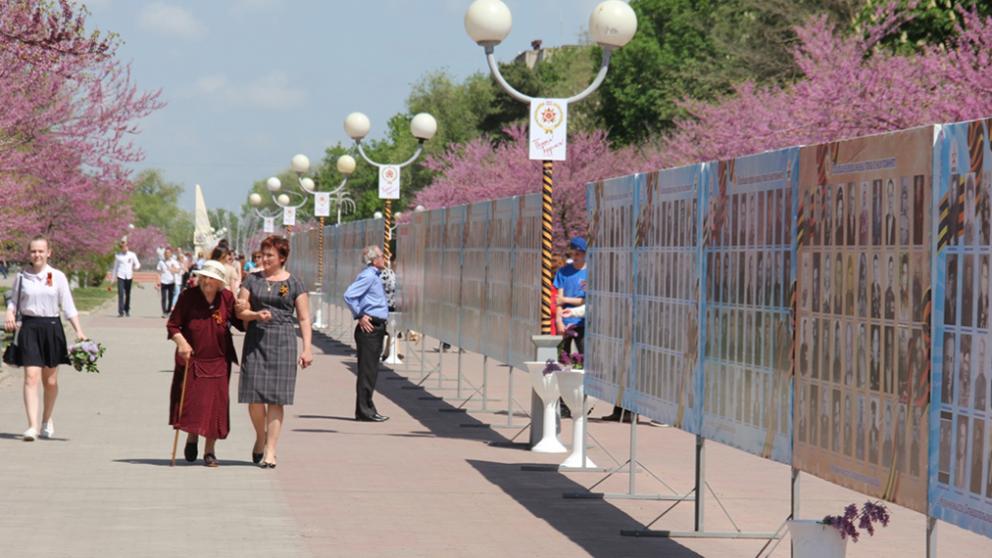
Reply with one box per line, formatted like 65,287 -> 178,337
929,119 -> 992,537
624,165 -> 706,432
584,175 -> 638,406
699,148 -> 797,464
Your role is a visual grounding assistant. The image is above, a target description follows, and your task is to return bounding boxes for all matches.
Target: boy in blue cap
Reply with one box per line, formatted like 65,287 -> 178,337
554,236 -> 588,354
553,237 -> 588,419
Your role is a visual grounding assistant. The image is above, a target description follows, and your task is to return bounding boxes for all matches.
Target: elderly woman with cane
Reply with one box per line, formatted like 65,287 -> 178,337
167,260 -> 244,467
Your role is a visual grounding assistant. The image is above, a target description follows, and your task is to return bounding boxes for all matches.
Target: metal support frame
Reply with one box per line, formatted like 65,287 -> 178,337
615,435 -> 786,545
563,413 -> 682,501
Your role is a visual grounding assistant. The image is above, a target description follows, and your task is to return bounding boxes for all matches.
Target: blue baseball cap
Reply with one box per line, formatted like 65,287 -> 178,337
568,237 -> 587,252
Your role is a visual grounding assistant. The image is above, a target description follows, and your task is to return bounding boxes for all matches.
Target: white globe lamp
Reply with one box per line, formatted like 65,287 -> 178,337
410,113 -> 438,141
248,193 -> 263,206
589,0 -> 637,48
337,154 -> 357,176
266,177 -> 282,192
415,205 -> 426,212
373,211 -> 383,220
277,193 -> 290,206
300,177 -> 316,192
291,154 -> 310,174
465,0 -> 512,45
344,112 -> 371,141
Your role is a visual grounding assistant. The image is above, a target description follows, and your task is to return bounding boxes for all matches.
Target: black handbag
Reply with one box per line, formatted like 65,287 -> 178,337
3,273 -> 22,366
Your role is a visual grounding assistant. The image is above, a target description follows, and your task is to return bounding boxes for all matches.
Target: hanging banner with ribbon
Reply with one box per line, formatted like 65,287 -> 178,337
529,98 -> 568,161
263,217 -> 275,233
314,192 -> 331,217
379,165 -> 400,200
283,206 -> 296,226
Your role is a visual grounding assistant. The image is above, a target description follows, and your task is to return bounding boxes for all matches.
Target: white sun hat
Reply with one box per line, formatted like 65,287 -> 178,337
193,260 -> 228,285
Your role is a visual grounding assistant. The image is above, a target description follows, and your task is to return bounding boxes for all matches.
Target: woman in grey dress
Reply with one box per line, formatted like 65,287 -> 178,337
236,236 -> 313,468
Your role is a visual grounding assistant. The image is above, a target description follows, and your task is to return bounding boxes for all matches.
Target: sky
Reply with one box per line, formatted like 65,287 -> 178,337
80,0 -> 602,213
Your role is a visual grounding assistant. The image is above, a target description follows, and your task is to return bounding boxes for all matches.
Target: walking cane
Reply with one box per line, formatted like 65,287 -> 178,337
170,358 -> 192,467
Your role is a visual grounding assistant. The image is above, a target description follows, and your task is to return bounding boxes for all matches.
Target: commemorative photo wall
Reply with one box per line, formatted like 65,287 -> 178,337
390,193 -> 541,371
930,119 -> 992,538
583,119 -> 992,541
701,148 -> 796,464
795,126 -> 932,513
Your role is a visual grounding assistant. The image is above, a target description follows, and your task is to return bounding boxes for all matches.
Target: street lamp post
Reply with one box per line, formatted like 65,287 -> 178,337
344,111 -> 437,263
287,154 -> 357,328
464,0 -> 637,335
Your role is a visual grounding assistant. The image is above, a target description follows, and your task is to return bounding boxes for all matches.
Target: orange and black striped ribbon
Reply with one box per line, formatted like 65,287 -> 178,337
384,200 -> 393,263
317,216 -> 325,287
937,192 -> 951,251
541,160 -> 554,335
796,201 -> 806,247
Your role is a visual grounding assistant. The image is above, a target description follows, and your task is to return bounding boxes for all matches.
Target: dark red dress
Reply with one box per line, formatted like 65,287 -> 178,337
166,288 -> 242,439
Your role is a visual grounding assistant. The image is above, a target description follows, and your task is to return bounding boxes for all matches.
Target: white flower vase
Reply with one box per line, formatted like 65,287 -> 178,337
556,368 -> 596,468
526,362 -> 567,453
788,520 -> 848,558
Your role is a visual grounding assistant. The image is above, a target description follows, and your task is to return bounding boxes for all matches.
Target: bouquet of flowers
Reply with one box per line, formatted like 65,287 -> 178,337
68,340 -> 106,373
822,501 -> 890,541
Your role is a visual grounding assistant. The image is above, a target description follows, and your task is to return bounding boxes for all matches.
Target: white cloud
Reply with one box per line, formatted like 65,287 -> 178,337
138,3 -> 206,39
190,72 -> 306,111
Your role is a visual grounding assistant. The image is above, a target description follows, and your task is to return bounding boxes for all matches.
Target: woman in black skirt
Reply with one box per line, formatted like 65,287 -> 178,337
4,236 -> 87,441
235,235 -> 312,468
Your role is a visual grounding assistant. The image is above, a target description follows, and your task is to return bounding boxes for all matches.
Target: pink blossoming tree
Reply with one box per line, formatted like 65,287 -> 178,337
0,0 -> 163,268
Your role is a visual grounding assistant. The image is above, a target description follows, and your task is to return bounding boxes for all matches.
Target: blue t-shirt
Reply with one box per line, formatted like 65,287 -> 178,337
553,263 -> 587,327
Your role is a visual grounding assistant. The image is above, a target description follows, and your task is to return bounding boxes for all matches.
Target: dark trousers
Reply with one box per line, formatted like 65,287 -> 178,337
117,278 -> 133,316
354,320 -> 386,418
160,283 -> 175,314
560,323 -> 585,355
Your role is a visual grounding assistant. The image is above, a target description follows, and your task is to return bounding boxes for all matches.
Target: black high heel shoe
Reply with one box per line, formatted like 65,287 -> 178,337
252,452 -> 264,464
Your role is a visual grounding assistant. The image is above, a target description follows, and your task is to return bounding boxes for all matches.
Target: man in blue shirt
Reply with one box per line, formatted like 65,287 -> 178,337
343,245 -> 390,422
554,236 -> 588,355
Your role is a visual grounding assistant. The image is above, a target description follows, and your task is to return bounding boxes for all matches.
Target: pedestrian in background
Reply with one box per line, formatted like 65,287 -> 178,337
112,239 -> 140,317
157,247 -> 178,317
344,245 -> 390,422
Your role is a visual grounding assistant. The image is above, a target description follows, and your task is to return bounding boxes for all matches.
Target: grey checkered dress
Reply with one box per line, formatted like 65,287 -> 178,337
238,273 -> 305,405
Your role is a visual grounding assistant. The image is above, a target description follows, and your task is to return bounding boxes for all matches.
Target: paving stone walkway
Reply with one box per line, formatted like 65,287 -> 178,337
1,283 -> 990,557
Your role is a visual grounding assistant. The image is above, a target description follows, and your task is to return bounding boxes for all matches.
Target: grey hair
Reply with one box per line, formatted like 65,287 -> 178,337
362,245 -> 383,265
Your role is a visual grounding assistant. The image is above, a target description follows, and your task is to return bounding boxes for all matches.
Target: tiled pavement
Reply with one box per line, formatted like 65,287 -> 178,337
1,283 -> 990,557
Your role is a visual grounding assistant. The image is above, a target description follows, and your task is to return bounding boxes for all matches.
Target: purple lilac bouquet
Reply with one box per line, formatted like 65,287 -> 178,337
821,501 -> 890,542
68,340 -> 106,373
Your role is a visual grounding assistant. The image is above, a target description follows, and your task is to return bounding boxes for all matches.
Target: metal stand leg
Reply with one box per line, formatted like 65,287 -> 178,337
478,366 -> 531,443
619,434 -> 786,543
927,516 -> 937,558
481,355 -> 489,412
563,414 -> 681,501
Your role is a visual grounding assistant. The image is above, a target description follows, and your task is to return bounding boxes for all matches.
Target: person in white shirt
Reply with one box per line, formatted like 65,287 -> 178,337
157,247 -> 179,317
170,250 -> 185,308
112,240 -> 141,317
4,235 -> 86,441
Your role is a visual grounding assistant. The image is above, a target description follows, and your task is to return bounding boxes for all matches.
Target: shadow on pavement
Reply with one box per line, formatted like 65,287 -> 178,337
112,458 -> 259,467
296,414 -> 356,421
467,459 -> 703,558
0,433 -> 70,442
291,428 -> 339,434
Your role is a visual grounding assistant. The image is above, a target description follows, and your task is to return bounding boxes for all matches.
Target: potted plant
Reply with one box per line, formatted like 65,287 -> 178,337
788,501 -> 890,558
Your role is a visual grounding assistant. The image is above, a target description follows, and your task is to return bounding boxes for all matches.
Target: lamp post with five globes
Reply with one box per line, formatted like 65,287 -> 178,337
343,111 -> 437,263
464,0 -> 637,335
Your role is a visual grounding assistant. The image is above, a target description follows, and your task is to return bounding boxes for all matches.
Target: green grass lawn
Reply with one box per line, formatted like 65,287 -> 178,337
72,285 -> 116,312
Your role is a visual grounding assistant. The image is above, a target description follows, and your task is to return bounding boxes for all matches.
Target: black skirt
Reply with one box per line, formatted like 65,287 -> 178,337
11,316 -> 70,368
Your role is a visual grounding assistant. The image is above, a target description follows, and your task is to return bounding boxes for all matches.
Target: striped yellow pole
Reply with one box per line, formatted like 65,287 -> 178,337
317,216 -> 325,287
541,160 -> 554,334
384,199 -> 393,263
